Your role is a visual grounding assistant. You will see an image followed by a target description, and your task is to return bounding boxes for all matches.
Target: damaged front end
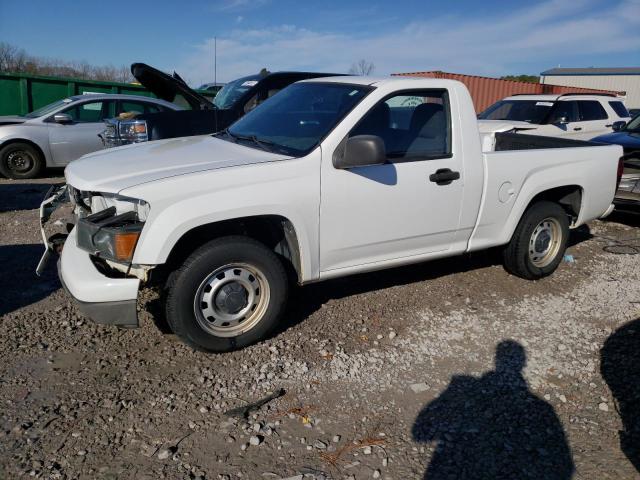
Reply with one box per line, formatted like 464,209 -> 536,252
37,185 -> 153,282
37,184 -> 73,275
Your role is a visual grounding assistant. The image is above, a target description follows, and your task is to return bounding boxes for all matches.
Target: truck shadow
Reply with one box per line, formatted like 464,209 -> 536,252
0,244 -> 60,316
604,209 -> 640,228
0,182 -> 59,212
600,317 -> 640,473
278,225 -> 592,336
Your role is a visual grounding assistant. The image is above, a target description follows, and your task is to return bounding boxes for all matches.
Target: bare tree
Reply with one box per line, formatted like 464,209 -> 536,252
349,59 -> 375,76
0,42 -> 134,82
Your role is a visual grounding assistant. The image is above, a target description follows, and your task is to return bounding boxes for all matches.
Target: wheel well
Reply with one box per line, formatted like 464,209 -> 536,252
528,185 -> 583,225
0,138 -> 45,161
164,215 -> 303,283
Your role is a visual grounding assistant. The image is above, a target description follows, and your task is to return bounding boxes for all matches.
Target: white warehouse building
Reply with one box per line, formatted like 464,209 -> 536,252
540,67 -> 640,110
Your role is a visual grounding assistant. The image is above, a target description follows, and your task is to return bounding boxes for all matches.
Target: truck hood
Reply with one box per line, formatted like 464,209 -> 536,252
65,135 -> 291,193
131,62 -> 215,111
477,119 -> 538,134
0,115 -> 27,126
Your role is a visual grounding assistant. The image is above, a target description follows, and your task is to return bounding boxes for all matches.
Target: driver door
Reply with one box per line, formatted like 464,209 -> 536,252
319,90 -> 466,273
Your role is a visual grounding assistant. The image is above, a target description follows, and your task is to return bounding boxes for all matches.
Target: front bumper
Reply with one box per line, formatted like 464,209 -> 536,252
101,135 -> 131,148
58,227 -> 140,327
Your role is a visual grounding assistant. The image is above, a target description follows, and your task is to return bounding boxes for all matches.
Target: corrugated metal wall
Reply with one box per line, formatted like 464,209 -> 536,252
392,71 -> 622,113
541,75 -> 639,109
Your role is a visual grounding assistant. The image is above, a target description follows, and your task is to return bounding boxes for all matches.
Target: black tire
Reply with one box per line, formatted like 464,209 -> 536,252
165,236 -> 288,353
502,201 -> 570,280
0,142 -> 44,179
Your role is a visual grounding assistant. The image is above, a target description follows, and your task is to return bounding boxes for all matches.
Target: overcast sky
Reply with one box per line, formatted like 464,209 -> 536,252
1,0 -> 639,86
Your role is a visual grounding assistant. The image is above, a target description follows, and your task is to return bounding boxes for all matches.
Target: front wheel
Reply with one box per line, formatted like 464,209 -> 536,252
502,201 -> 570,280
165,236 -> 288,352
0,142 -> 44,179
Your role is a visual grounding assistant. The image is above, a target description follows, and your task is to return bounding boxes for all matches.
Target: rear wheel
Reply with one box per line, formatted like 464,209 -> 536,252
165,236 -> 288,352
502,201 -> 570,279
0,142 -> 44,179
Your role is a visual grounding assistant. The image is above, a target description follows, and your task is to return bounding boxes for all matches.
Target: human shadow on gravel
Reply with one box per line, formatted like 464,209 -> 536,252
0,244 -> 60,316
601,317 -> 640,473
0,182 -> 60,212
412,340 -> 574,480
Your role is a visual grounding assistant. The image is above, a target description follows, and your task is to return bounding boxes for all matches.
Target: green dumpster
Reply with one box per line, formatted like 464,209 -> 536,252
0,71 -> 218,116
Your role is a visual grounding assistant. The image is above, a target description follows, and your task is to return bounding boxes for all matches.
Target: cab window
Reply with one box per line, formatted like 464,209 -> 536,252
350,90 -> 451,161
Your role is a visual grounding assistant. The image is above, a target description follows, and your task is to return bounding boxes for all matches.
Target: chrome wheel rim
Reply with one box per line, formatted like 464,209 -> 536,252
6,150 -> 34,173
528,217 -> 562,268
194,263 -> 270,337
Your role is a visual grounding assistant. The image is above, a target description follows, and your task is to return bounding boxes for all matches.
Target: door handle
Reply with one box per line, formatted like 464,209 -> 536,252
605,124 -> 613,127
573,127 -> 582,131
429,168 -> 460,185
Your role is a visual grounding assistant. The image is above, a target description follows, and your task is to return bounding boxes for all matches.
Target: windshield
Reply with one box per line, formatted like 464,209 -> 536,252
213,75 -> 262,109
227,82 -> 371,156
479,100 -> 554,123
24,99 -> 72,118
625,114 -> 640,132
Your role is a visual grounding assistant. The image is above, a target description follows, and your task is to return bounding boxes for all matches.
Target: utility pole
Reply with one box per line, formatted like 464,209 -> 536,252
214,36 -> 217,87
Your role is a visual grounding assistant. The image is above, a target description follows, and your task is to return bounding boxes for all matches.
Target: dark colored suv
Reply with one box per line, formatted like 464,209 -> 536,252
101,63 -> 342,147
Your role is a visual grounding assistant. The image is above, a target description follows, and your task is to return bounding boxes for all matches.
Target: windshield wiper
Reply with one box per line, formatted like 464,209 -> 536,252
216,128 -> 290,154
250,136 -> 280,152
228,130 -> 277,152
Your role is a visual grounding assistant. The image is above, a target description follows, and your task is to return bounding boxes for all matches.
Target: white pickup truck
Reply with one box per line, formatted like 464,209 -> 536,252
43,76 -> 623,352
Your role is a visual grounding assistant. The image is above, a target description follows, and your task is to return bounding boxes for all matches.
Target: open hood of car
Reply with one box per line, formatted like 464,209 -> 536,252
131,63 -> 215,111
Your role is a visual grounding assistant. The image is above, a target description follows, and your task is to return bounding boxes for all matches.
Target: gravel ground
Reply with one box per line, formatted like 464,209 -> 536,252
1,175 -> 639,480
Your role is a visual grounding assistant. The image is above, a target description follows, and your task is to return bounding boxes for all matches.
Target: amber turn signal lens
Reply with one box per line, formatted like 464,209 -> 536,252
114,231 -> 141,261
133,123 -> 147,134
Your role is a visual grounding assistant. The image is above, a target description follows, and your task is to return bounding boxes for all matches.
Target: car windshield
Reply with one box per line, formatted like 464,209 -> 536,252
24,99 -> 72,118
226,82 -> 371,156
479,100 -> 554,123
213,75 -> 262,109
624,114 -> 640,132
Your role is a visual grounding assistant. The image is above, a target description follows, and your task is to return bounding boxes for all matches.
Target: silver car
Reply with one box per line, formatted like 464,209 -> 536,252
0,94 -> 180,179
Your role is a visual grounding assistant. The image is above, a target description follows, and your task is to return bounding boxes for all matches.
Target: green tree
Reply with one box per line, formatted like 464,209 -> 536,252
500,75 -> 540,83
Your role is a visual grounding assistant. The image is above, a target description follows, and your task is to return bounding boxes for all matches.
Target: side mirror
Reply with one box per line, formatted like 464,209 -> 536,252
334,135 -> 386,169
53,113 -> 73,124
557,116 -> 569,125
612,121 -> 626,132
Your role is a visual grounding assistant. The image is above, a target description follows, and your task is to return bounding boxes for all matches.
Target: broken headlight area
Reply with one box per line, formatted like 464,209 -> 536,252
119,120 -> 148,143
76,206 -> 144,263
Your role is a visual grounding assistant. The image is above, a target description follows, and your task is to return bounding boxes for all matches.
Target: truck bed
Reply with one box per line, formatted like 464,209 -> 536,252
493,132 -> 599,151
468,141 -> 622,252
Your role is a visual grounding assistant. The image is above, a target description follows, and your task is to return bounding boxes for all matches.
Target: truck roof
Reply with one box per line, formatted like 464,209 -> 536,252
302,75 -> 466,88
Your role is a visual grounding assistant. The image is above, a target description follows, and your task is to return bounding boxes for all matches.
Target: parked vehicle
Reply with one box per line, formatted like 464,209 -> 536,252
478,93 -> 631,140
592,113 -> 640,208
42,76 -> 623,353
101,63 -> 342,147
197,82 -> 225,93
0,94 -> 179,179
